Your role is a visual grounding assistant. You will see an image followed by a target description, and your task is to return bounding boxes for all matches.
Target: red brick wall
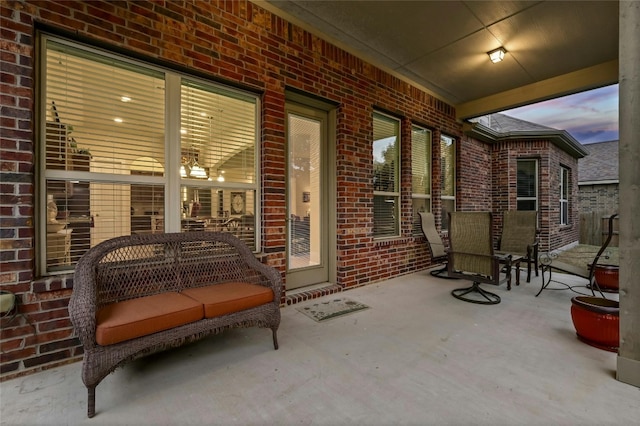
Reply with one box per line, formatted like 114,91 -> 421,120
457,135 -> 493,212
1,0 -> 467,379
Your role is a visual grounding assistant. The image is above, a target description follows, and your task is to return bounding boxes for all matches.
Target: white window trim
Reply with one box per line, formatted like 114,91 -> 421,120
560,166 -> 570,225
411,124 -> 432,204
440,134 -> 456,230
373,111 -> 401,239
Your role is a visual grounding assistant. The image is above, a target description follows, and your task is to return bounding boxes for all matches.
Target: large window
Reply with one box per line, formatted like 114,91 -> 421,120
560,166 -> 570,225
40,36 -> 259,274
517,159 -> 538,211
411,125 -> 432,235
440,135 -> 455,231
373,112 -> 400,238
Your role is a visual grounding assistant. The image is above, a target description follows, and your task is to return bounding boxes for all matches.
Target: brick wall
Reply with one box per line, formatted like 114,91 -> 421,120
0,0 -> 466,380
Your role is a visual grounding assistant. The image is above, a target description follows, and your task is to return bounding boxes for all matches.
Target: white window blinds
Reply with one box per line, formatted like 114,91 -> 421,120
373,112 -> 400,238
40,37 -> 260,274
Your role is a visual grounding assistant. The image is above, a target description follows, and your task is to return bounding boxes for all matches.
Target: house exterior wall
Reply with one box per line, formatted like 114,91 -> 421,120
0,0 -> 583,380
0,0 -> 467,379
490,140 -> 580,252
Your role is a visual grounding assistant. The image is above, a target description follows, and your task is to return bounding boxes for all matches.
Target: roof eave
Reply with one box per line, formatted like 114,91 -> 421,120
464,122 -> 589,159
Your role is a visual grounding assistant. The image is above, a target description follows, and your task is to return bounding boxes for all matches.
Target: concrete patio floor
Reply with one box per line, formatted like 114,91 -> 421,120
1,269 -> 638,425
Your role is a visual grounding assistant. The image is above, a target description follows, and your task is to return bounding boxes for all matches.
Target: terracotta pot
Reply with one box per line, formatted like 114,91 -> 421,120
570,296 -> 619,352
588,263 -> 619,291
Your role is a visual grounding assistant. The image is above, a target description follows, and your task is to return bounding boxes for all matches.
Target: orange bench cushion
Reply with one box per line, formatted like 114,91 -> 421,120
96,292 -> 204,346
182,282 -> 274,318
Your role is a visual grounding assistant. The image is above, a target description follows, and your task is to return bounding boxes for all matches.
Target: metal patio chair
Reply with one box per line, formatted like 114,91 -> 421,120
418,211 -> 455,279
448,212 -> 513,305
496,210 -> 539,283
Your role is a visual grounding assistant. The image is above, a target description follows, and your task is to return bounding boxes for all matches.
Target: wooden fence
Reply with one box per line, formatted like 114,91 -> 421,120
579,212 -> 619,246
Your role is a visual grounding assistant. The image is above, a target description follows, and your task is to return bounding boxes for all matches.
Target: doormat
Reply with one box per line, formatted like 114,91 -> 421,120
296,298 -> 369,322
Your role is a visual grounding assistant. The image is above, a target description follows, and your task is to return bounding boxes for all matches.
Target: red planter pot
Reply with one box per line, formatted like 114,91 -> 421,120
570,296 -> 619,352
589,263 -> 619,291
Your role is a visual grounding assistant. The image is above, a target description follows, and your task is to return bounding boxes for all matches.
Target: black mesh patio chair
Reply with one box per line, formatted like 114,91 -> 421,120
448,212 -> 513,305
496,210 -> 539,283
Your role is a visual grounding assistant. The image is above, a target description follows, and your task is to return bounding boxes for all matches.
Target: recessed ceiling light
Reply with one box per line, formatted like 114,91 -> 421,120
180,129 -> 187,135
121,96 -> 132,102
114,118 -> 123,123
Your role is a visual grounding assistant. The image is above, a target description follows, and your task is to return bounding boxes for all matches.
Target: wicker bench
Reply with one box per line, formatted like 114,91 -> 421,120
69,232 -> 282,418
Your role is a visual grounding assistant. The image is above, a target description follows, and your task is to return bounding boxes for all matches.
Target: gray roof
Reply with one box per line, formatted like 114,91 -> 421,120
475,113 -> 558,133
465,113 -> 589,159
578,140 -> 619,183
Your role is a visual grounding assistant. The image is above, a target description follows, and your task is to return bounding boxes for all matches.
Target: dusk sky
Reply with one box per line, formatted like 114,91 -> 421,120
501,84 -> 619,145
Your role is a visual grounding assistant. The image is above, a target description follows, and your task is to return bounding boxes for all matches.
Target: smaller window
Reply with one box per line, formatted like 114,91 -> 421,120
411,125 -> 432,235
373,112 -> 400,238
517,159 -> 538,211
560,166 -> 570,225
440,135 -> 455,231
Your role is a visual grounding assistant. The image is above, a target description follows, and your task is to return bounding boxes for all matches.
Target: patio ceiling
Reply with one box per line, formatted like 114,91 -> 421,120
261,1 -> 619,120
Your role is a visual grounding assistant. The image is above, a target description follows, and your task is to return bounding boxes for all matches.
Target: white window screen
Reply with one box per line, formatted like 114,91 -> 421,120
440,135 -> 455,230
40,37 -> 259,275
373,112 -> 400,238
411,125 -> 432,235
560,166 -> 569,225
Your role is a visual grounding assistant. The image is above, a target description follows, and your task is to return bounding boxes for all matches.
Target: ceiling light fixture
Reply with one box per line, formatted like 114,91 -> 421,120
488,47 -> 506,63
189,164 -> 208,179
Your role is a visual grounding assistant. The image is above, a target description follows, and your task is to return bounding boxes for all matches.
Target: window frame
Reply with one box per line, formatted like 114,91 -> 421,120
560,166 -> 570,225
516,159 -> 539,212
37,34 -> 261,275
372,111 -> 401,239
411,124 -> 432,235
439,134 -> 456,231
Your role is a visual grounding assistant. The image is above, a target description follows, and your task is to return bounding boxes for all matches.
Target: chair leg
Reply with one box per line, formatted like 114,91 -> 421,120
430,264 -> 458,279
272,328 -> 279,350
451,281 -> 501,305
87,385 -> 96,418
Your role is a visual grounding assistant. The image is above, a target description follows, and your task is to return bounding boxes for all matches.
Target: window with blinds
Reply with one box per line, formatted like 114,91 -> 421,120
373,112 -> 400,238
440,135 -> 456,231
517,159 -> 538,211
40,36 -> 259,275
411,125 -> 432,235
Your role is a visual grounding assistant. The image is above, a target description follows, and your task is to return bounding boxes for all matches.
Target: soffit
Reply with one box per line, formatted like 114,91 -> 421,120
261,1 -> 619,119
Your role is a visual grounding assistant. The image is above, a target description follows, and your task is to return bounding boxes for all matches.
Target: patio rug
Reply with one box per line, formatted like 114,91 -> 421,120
296,298 -> 369,322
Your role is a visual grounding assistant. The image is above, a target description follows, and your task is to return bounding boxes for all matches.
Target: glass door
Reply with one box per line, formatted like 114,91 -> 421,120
286,104 -> 328,289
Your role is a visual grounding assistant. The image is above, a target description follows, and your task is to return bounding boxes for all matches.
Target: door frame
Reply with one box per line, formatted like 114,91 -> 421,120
284,92 -> 337,289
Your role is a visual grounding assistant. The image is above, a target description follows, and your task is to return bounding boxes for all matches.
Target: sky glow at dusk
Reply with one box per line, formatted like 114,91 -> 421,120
502,84 -> 619,145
